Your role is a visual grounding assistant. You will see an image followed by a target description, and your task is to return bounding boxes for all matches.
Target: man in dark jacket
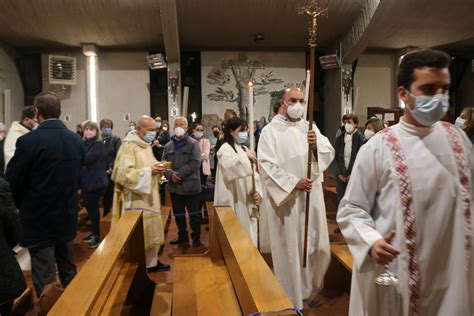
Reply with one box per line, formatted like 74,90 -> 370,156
162,116 -> 202,247
334,113 -> 365,201
5,91 -> 85,296
0,178 -> 26,316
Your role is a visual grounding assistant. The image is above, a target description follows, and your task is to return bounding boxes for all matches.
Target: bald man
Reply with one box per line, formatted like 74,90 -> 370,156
257,87 -> 335,310
111,115 -> 169,272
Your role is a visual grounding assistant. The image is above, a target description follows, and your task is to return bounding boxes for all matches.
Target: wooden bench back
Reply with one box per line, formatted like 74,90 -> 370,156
49,211 -> 150,315
214,207 -> 295,315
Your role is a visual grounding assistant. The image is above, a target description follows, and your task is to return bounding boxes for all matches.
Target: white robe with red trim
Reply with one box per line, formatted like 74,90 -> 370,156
337,118 -> 474,315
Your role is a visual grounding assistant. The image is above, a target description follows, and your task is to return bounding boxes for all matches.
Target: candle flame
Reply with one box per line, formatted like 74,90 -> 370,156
248,81 -> 253,87
306,69 -> 310,74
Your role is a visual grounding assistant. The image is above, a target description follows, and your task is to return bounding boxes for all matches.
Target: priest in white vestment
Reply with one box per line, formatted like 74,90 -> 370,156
338,49 -> 474,315
112,116 -> 169,272
258,87 -> 335,310
214,117 -> 263,246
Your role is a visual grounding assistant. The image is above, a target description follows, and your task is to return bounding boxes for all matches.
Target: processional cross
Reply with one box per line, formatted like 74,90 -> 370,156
298,0 -> 328,268
222,53 -> 264,122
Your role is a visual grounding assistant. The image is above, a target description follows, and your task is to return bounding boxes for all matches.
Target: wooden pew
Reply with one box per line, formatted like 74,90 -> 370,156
100,206 -> 171,241
49,211 -> 168,316
330,244 -> 353,273
324,244 -> 353,295
172,205 -> 297,315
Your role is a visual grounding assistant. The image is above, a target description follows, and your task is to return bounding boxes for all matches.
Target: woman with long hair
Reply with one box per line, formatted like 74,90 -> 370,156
214,117 -> 262,245
455,107 -> 474,144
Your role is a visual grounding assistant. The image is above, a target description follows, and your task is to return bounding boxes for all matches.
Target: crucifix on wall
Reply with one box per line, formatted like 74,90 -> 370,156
222,53 -> 265,122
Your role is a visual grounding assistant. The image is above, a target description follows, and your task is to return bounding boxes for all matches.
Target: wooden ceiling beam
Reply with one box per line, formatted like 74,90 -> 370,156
158,0 -> 180,62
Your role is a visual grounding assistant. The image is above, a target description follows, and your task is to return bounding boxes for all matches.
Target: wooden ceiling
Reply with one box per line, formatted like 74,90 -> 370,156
0,0 -> 472,53
366,0 -> 474,51
0,0 -> 363,51
0,0 -> 163,49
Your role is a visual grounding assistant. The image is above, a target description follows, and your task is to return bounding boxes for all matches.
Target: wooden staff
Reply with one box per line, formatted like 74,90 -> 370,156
300,2 -> 327,268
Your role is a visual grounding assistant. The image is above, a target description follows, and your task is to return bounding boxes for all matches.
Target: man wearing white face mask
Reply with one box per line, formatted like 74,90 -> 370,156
258,86 -> 335,310
162,117 -> 203,247
112,115 -> 169,272
334,114 -> 365,204
338,49 -> 474,315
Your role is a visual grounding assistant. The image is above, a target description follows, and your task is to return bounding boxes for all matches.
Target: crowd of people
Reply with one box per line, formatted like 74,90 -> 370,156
1,49 -> 474,315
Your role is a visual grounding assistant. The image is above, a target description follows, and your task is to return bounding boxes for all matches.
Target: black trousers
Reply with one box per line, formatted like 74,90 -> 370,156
170,193 -> 201,242
82,190 -> 102,236
103,177 -> 114,216
336,179 -> 348,202
28,242 -> 76,297
0,301 -> 13,316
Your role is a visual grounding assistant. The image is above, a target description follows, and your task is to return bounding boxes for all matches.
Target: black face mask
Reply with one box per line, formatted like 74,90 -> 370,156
213,131 -> 219,137
77,131 -> 83,137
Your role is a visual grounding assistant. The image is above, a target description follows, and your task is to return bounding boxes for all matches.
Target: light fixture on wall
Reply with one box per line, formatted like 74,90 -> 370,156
83,44 -> 98,122
147,53 -> 167,70
319,54 -> 341,69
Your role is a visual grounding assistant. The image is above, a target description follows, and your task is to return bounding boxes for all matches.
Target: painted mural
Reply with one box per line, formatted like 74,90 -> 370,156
201,51 -> 306,127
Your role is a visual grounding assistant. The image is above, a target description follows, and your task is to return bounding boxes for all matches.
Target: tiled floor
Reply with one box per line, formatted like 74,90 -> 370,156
21,210 -> 349,315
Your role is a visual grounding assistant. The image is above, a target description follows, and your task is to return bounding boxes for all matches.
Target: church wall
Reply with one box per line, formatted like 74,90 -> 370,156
0,44 -> 24,129
44,51 -> 150,136
353,53 -> 396,124
201,51 -> 306,129
98,51 -> 150,137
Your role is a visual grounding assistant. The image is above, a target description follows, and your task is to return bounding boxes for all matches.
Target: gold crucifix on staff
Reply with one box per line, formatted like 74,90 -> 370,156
298,0 -> 328,268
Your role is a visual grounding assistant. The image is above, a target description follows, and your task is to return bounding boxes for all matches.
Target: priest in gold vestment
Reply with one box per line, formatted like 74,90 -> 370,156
111,116 -> 170,272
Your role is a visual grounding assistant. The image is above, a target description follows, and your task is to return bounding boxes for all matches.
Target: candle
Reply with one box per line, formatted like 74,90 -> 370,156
248,81 -> 255,150
182,86 -> 189,117
303,69 -> 311,120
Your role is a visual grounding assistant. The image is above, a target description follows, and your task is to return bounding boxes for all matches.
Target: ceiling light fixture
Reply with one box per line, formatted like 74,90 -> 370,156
254,34 -> 265,43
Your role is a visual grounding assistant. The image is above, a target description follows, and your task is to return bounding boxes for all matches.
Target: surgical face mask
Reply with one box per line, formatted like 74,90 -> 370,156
287,102 -> 305,119
129,126 -> 136,132
364,129 -> 375,140
163,126 -> 168,131
156,122 -> 162,128
174,127 -> 185,138
102,128 -> 112,137
194,131 -> 204,139
235,131 -> 248,144
143,131 -> 156,143
406,91 -> 449,126
84,130 -> 97,139
345,123 -> 355,134
455,117 -> 466,129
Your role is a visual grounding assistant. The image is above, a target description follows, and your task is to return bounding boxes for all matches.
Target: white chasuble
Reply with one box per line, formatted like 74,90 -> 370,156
257,115 -> 335,309
214,142 -> 263,246
111,132 -> 164,268
337,118 -> 474,315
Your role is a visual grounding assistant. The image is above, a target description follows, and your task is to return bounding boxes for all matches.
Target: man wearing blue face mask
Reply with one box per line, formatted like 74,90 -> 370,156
111,115 -> 169,272
338,49 -> 474,315
100,119 -> 121,216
